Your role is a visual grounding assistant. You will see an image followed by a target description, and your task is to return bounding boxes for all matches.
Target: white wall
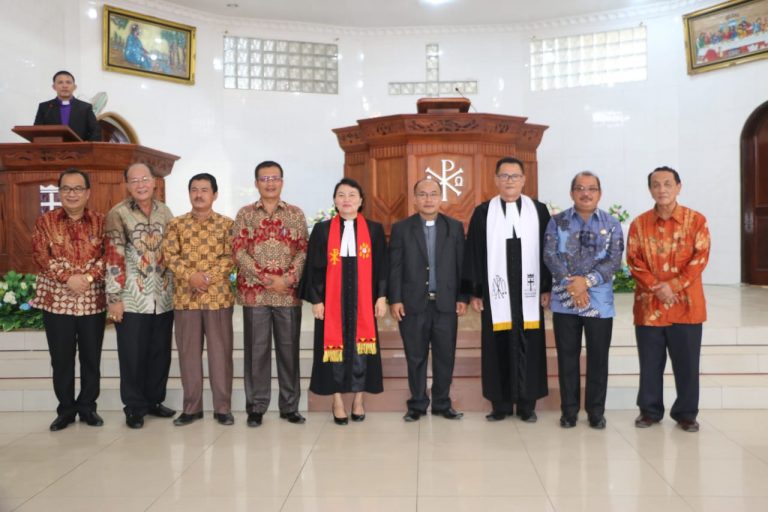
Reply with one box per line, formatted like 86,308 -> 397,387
2,0 -> 765,284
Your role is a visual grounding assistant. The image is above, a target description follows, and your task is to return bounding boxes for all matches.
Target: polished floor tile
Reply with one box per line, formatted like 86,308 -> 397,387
2,410 -> 768,511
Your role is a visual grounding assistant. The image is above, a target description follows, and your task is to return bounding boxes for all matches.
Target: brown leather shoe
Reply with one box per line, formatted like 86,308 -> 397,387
634,414 -> 660,428
677,419 -> 700,433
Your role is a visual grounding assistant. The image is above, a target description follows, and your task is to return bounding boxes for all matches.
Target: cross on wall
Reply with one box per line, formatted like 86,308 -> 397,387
388,44 -> 478,96
40,185 -> 61,213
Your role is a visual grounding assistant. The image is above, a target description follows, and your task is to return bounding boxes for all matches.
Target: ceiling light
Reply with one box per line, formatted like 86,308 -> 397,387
420,0 -> 453,6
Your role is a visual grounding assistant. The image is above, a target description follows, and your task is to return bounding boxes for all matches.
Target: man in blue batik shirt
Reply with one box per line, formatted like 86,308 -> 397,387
544,171 -> 624,430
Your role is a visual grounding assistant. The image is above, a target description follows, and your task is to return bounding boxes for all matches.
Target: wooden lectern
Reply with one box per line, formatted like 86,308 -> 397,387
0,126 -> 179,273
333,98 -> 548,234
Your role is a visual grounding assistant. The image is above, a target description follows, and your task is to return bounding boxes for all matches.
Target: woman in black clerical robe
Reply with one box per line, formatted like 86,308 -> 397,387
300,178 -> 388,425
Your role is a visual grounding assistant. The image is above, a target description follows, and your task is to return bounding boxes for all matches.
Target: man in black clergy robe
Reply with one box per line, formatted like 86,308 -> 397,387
462,156 -> 552,422
34,70 -> 101,141
389,178 -> 469,422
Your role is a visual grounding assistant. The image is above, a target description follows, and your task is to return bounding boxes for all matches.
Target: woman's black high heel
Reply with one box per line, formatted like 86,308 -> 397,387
350,412 -> 365,422
333,406 -> 348,425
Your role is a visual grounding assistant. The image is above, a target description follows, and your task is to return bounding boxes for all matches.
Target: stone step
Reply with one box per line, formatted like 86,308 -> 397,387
2,345 -> 768,380
2,374 -> 768,412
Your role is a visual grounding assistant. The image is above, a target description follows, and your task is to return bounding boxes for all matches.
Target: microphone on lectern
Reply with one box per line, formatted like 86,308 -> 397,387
454,87 -> 478,112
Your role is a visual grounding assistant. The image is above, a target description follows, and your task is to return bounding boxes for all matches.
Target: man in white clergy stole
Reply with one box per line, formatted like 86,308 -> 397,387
462,157 -> 552,423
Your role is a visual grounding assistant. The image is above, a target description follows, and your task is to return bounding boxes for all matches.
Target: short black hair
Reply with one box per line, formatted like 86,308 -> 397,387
188,173 -> 218,193
413,178 -> 440,195
255,160 -> 284,179
333,177 -> 365,212
52,70 -> 75,82
570,171 -> 601,191
647,166 -> 681,188
123,162 -> 153,181
495,156 -> 525,174
58,167 -> 90,189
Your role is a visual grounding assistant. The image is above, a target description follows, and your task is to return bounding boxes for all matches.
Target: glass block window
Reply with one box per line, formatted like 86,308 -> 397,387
529,26 -> 647,91
223,36 -> 338,94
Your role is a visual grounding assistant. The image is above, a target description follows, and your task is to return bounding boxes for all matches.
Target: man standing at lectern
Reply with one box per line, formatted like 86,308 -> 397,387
389,178 -> 468,422
34,71 -> 101,142
462,157 -> 552,423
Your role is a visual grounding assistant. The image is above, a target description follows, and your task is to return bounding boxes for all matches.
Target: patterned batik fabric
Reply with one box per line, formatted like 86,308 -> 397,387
31,208 -> 106,315
232,200 -> 308,307
162,211 -> 235,310
104,198 -> 175,314
627,204 -> 710,326
543,207 -> 624,318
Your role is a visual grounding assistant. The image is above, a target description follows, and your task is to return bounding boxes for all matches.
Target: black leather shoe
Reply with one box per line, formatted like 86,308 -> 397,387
49,414 -> 76,431
79,411 -> 104,427
589,416 -> 607,429
403,409 -> 422,422
634,414 -> 660,428
280,411 -> 306,424
213,412 -> 234,425
559,415 -> 577,428
518,410 -> 538,423
148,403 -> 176,418
126,414 -> 144,429
677,419 -> 699,433
247,412 -> 263,427
485,410 -> 507,422
173,412 -> 203,426
350,412 -> 366,422
433,408 -> 464,420
333,413 -> 349,425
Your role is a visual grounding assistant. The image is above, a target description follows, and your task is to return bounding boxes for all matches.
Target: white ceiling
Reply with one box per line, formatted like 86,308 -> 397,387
167,0 -> 674,27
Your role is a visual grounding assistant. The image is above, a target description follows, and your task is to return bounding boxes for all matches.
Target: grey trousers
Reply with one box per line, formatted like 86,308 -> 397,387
243,305 -> 302,414
174,308 -> 234,414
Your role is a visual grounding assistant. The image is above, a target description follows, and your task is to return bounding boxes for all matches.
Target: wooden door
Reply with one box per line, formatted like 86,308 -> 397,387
741,100 -> 768,285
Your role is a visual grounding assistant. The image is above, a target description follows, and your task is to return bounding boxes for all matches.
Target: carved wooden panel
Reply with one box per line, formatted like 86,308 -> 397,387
334,105 -> 548,236
0,142 -> 178,273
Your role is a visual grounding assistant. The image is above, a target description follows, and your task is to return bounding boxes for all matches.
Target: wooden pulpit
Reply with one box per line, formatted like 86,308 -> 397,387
0,126 -> 179,273
333,98 -> 548,234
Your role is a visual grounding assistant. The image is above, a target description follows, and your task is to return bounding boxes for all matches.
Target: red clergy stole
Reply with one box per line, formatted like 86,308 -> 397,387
323,215 -> 376,362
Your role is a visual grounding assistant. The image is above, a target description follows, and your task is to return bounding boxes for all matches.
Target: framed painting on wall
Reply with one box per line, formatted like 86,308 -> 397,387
102,4 -> 196,84
683,0 -> 768,74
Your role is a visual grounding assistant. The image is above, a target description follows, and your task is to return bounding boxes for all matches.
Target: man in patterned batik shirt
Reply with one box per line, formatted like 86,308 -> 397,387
233,160 -> 308,427
105,162 -> 176,429
163,173 -> 236,426
544,171 -> 623,430
628,166 -> 710,433
31,168 -> 106,431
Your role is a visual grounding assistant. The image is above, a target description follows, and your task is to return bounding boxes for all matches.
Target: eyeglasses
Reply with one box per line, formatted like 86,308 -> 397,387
257,176 -> 283,183
127,176 -> 152,185
496,173 -> 524,182
59,186 -> 87,194
572,186 -> 600,193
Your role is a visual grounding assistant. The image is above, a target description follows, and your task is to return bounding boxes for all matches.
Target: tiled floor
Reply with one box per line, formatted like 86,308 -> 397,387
1,410 -> 768,511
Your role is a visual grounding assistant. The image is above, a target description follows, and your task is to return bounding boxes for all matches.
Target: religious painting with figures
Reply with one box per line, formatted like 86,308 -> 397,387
102,5 -> 196,85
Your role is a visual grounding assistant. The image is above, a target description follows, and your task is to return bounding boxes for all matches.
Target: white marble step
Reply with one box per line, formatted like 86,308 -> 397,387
2,374 -> 768,412
2,345 -> 768,380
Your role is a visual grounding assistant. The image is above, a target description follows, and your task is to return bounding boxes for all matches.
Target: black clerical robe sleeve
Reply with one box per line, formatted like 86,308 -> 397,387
369,220 -> 388,300
299,221 -> 328,305
535,200 -> 553,294
461,201 -> 489,299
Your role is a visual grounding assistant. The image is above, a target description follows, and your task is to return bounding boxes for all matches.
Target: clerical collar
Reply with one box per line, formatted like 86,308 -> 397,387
59,99 -> 71,105
425,220 -> 435,227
